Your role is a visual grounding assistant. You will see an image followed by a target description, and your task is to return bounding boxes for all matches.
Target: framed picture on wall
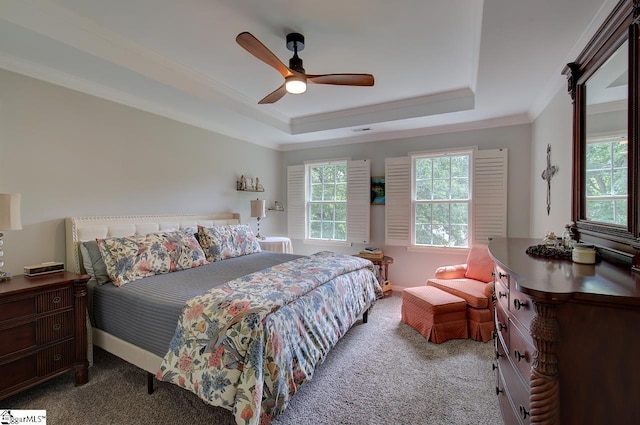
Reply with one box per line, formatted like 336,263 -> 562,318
371,176 -> 385,205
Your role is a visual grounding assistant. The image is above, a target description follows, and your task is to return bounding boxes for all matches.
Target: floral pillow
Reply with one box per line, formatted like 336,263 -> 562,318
96,230 -> 208,286
197,224 -> 261,262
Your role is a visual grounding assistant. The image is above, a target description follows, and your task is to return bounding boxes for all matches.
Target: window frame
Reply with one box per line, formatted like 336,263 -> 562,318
306,160 -> 348,242
410,148 -> 474,249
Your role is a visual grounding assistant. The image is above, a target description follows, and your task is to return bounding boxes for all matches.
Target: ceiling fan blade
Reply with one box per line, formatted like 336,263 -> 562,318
258,84 -> 288,104
307,73 -> 374,86
236,32 -> 293,78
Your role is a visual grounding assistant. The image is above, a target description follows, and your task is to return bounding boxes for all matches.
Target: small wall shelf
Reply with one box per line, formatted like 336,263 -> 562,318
236,178 -> 264,192
237,188 -> 264,192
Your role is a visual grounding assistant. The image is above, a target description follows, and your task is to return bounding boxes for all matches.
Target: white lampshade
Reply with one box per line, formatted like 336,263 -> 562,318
0,193 -> 22,231
250,199 -> 266,218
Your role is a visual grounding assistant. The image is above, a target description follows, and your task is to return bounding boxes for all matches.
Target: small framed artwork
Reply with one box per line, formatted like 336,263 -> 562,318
371,176 -> 385,205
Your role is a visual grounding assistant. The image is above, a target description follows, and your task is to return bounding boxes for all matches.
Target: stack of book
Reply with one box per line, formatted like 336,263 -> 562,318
359,247 -> 384,260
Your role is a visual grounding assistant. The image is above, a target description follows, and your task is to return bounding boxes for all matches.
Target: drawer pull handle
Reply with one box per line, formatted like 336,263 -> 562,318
514,349 -> 525,362
497,322 -> 506,332
495,386 -> 504,395
498,272 -> 507,279
495,350 -> 502,359
53,323 -> 61,331
513,298 -> 527,310
52,296 -> 61,304
498,291 -> 507,299
492,363 -> 497,371
519,405 -> 530,419
53,354 -> 62,361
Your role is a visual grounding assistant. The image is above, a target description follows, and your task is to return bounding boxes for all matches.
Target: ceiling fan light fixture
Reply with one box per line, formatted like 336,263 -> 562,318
285,75 -> 307,94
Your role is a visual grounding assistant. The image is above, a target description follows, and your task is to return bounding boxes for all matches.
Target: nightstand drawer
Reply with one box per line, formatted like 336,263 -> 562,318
37,287 -> 72,313
0,354 -> 37,392
0,321 -> 36,357
0,296 -> 36,322
37,311 -> 74,344
38,340 -> 74,376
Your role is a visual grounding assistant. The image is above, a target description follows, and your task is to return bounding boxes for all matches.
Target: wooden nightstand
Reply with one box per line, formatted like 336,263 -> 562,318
0,271 -> 90,400
356,255 -> 394,295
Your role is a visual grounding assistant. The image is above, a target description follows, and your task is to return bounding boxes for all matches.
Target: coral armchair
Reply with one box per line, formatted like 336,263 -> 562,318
426,245 -> 495,342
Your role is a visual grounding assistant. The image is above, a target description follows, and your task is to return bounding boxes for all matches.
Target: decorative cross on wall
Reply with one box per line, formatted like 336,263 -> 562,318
541,144 -> 558,215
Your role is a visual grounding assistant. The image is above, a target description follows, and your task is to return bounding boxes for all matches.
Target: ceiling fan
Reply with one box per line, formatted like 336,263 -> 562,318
236,31 -> 375,104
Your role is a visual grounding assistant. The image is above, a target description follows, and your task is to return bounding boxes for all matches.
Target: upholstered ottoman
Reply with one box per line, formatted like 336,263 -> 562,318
401,286 -> 468,343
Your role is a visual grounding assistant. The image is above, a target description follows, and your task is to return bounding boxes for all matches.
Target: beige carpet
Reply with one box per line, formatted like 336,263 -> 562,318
3,292 -> 502,424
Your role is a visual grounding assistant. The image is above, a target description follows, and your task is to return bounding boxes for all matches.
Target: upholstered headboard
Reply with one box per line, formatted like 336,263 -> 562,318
65,213 -> 241,274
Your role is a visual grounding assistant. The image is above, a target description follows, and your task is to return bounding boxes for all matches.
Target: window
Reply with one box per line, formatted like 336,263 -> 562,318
308,162 -> 348,240
414,152 -> 471,247
585,135 -> 628,225
385,148 -> 507,248
288,159 -> 370,244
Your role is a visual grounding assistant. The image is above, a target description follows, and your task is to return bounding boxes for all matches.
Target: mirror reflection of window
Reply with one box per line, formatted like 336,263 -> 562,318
585,41 -> 628,226
585,134 -> 628,224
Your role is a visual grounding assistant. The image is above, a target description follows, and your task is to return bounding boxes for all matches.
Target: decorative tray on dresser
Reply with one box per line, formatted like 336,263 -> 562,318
489,238 -> 640,425
0,271 -> 90,400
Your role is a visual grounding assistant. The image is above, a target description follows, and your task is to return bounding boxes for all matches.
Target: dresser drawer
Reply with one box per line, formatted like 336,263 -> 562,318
495,265 -> 510,289
496,367 -> 522,425
509,284 -> 534,331
497,338 -> 530,424
496,279 -> 510,315
495,301 -> 509,346
37,287 -> 73,313
509,318 -> 534,383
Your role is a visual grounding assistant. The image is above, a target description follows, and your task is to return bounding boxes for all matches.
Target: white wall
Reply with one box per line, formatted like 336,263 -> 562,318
282,124 -> 532,289
530,86 -> 574,238
0,69 -> 285,276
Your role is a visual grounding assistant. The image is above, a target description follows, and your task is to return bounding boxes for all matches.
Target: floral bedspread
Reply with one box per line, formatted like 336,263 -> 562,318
157,251 -> 381,425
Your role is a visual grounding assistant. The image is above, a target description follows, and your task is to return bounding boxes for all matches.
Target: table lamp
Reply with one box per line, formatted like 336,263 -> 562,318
0,193 -> 22,281
250,199 -> 266,239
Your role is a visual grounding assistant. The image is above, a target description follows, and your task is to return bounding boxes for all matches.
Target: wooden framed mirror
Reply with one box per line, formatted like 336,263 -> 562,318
563,0 -> 640,268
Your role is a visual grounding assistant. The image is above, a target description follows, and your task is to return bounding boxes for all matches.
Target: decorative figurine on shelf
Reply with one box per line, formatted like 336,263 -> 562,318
255,177 -> 260,191
239,175 -> 246,191
250,177 -> 255,191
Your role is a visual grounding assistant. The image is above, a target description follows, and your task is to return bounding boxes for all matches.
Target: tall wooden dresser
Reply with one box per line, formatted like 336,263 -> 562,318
0,272 -> 89,399
489,238 -> 640,424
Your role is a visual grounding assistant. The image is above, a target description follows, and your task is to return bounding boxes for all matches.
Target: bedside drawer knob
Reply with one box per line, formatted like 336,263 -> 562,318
498,291 -> 507,299
52,323 -> 61,331
498,272 -> 507,279
52,296 -> 61,304
497,321 -> 506,332
492,363 -> 497,371
53,353 -> 62,361
513,298 -> 527,310
495,350 -> 502,359
519,405 -> 530,419
514,349 -> 525,362
495,386 -> 504,395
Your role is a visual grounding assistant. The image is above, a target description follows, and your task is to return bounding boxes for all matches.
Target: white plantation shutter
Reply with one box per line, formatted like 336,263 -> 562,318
287,160 -> 371,243
287,165 -> 306,240
347,160 -> 371,243
385,156 -> 411,246
472,149 -> 508,244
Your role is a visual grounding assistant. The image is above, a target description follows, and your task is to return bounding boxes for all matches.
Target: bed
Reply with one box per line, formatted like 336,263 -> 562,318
65,213 -> 381,425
